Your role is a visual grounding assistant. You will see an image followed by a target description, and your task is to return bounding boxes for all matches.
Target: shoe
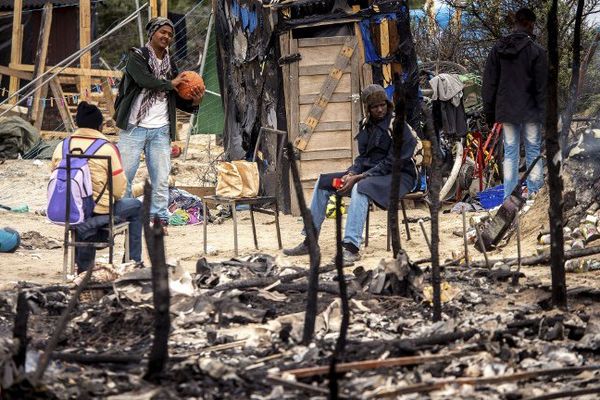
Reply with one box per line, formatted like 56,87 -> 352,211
331,248 -> 361,266
283,241 -> 310,256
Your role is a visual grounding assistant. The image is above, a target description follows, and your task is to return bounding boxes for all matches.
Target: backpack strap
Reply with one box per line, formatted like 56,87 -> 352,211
84,138 -> 109,156
62,137 -> 72,157
83,138 -> 110,204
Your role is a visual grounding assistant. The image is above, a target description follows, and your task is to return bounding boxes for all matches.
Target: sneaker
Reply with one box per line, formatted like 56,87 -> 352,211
283,241 -> 310,256
331,248 -> 361,267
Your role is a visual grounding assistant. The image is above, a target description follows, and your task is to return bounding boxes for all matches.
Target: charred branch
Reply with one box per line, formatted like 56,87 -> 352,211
545,0 -> 568,308
142,180 -> 171,382
286,144 -> 322,345
12,291 -> 29,371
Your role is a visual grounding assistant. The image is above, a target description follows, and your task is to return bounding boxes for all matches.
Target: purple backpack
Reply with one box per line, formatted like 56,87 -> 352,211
47,138 -> 107,225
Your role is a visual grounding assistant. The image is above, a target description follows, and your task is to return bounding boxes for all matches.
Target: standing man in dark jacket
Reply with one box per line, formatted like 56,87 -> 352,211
483,7 -> 547,200
114,17 -> 204,232
284,84 -> 418,265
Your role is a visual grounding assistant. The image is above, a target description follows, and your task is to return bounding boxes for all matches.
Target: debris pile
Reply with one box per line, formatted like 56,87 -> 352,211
0,253 -> 597,399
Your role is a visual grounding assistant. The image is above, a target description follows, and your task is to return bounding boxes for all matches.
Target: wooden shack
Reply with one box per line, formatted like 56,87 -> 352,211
214,0 -> 419,214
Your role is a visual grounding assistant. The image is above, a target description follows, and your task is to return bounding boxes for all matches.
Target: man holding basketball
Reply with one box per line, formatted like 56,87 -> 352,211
114,17 -> 204,233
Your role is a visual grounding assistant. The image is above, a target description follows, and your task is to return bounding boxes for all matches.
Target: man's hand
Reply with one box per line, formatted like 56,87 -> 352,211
190,84 -> 205,106
337,174 -> 363,196
171,73 -> 186,93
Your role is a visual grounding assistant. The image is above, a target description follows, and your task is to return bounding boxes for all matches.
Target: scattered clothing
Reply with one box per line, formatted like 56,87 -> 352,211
167,187 -> 209,225
430,73 -> 464,107
430,74 -> 467,138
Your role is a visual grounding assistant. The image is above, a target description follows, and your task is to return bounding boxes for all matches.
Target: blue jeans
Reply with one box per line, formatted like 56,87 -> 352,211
118,124 -> 171,222
76,198 -> 143,272
305,175 -> 370,249
502,122 -> 544,199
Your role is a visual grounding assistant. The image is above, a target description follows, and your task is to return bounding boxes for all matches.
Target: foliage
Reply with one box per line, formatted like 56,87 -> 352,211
412,0 -> 600,113
95,0 -> 203,67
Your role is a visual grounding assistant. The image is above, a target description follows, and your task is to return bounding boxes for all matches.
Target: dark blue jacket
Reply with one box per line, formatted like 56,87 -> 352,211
351,113 -> 418,208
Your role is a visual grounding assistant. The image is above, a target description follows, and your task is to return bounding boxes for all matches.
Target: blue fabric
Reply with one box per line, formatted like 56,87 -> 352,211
240,5 -> 249,30
118,124 -> 171,222
231,0 -> 240,19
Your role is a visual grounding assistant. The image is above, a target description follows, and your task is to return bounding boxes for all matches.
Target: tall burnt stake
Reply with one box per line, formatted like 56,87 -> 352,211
286,144 -> 322,344
328,194 -> 350,399
423,106 -> 442,321
389,84 -> 406,257
546,0 -> 568,308
13,291 -> 29,371
142,180 -> 171,381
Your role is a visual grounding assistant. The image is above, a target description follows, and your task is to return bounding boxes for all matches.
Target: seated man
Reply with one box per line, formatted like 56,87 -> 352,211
51,102 -> 143,273
284,84 -> 418,265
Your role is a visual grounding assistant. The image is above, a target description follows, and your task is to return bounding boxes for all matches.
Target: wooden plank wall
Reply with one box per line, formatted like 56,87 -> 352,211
293,36 -> 361,209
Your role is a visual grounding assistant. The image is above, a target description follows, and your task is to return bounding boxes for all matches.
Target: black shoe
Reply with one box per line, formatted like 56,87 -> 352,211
283,241 -> 310,256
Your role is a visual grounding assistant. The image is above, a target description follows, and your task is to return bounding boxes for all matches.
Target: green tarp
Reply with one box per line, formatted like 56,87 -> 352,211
193,26 -> 224,135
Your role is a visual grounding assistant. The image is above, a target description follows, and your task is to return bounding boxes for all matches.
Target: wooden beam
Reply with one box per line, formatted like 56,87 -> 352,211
160,0 -> 168,18
79,0 -> 92,100
0,65 -> 32,80
29,3 -> 54,128
101,80 -> 116,117
9,0 -> 23,105
353,4 -> 372,88
9,63 -> 123,78
380,17 -> 392,89
49,78 -> 76,132
151,0 -> 159,18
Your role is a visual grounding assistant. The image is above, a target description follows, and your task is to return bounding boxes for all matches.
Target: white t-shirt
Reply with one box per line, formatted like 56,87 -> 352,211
128,58 -> 170,128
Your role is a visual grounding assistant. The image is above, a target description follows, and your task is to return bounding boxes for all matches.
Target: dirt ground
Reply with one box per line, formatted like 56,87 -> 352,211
0,133 -> 597,292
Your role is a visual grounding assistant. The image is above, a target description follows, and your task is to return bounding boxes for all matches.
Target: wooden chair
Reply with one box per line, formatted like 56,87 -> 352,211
364,190 -> 430,251
202,127 -> 285,256
62,154 -> 130,279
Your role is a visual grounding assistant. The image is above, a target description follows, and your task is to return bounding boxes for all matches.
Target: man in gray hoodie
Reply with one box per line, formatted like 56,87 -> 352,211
483,7 -> 547,199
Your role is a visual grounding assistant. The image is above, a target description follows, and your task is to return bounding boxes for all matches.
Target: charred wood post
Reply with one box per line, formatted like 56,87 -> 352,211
395,0 -> 420,131
422,106 -> 442,321
559,0 -> 585,158
12,291 -> 29,371
512,212 -> 522,286
462,208 -> 470,269
546,0 -> 568,308
286,144 -> 322,344
142,180 -> 171,382
389,83 -> 406,256
328,195 -> 350,400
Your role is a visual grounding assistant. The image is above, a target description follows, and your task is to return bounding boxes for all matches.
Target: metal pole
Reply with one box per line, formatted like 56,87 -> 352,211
475,225 -> 490,269
418,219 -> 432,253
183,12 -> 214,161
512,212 -> 522,286
135,0 -> 145,47
0,2 -> 148,117
462,208 -> 470,268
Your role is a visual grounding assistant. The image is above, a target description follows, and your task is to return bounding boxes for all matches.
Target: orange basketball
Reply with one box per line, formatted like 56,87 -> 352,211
177,71 -> 205,100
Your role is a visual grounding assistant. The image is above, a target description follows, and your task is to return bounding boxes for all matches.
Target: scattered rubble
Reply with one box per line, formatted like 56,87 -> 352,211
0,251 -> 597,399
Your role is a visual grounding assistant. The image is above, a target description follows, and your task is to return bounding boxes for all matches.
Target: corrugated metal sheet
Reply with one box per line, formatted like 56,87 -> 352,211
0,1 -> 101,10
